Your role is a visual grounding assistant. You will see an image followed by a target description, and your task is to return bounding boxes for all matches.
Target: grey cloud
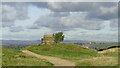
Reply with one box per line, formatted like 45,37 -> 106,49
118,2 -> 120,19
47,2 -> 97,12
97,2 -> 117,7
110,19 -> 118,27
9,26 -> 24,32
27,24 -> 40,29
1,3 -> 29,27
86,6 -> 117,20
2,2 -> 118,31
32,2 -> 117,20
30,2 -> 117,11
110,19 -> 118,31
49,12 -> 70,17
29,2 -> 48,8
2,2 -> 118,41
30,2 -> 71,17
29,13 -> 104,31
2,21 -> 14,27
2,2 -> 29,20
60,15 -> 103,30
1,4 -> 15,13
33,16 -> 65,30
2,2 -> 118,23
15,3 -> 29,20
1,5 -> 16,21
28,16 -> 71,31
2,12 -> 16,21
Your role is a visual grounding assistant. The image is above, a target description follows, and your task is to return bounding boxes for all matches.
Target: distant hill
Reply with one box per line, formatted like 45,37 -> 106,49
1,40 -> 40,46
1,40 -> 101,46
1,40 -> 90,50
1,40 -> 118,50
1,40 -> 86,46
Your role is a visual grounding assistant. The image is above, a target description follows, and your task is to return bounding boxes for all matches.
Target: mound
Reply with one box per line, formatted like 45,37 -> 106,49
25,43 -> 99,60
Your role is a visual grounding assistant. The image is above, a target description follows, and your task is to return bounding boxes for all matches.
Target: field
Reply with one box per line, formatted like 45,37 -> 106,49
24,43 -> 119,66
2,47 -> 53,66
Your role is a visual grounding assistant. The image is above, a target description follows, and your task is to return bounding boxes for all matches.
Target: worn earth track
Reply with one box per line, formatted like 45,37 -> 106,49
22,50 -> 75,66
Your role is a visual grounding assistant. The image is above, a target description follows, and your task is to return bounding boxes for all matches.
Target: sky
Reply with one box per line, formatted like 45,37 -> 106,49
0,2 -> 118,42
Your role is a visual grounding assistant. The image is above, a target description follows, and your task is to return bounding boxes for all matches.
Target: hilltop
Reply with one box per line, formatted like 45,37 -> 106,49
24,43 -> 100,61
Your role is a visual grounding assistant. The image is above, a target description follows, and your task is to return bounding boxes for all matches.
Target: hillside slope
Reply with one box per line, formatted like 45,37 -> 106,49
76,47 -> 119,66
2,47 -> 53,66
24,43 -> 100,61
24,43 -> 119,66
22,50 -> 75,66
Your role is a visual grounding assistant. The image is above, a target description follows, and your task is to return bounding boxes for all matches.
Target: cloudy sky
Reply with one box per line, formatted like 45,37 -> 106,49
1,2 -> 118,42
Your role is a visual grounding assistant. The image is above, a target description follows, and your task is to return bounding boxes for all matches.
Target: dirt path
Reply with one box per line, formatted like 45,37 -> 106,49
21,50 -> 75,66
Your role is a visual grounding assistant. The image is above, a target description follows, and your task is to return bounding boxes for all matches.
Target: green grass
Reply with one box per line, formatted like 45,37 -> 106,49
76,48 -> 119,66
76,56 -> 118,66
2,47 -> 54,66
24,43 -> 119,66
0,46 -> 2,67
24,43 -> 100,61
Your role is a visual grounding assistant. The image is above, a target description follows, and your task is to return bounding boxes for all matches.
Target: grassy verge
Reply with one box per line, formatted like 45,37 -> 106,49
2,47 -> 53,66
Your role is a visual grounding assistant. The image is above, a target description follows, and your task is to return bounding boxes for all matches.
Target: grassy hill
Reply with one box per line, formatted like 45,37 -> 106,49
24,43 -> 100,61
24,43 -> 119,66
2,47 -> 53,66
2,43 -> 118,66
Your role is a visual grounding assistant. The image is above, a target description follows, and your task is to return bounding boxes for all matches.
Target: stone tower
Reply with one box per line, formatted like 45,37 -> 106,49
41,35 -> 55,44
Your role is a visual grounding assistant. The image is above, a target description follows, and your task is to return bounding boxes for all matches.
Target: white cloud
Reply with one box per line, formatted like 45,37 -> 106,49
1,3 -> 29,27
1,2 -> 118,41
32,12 -> 104,30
